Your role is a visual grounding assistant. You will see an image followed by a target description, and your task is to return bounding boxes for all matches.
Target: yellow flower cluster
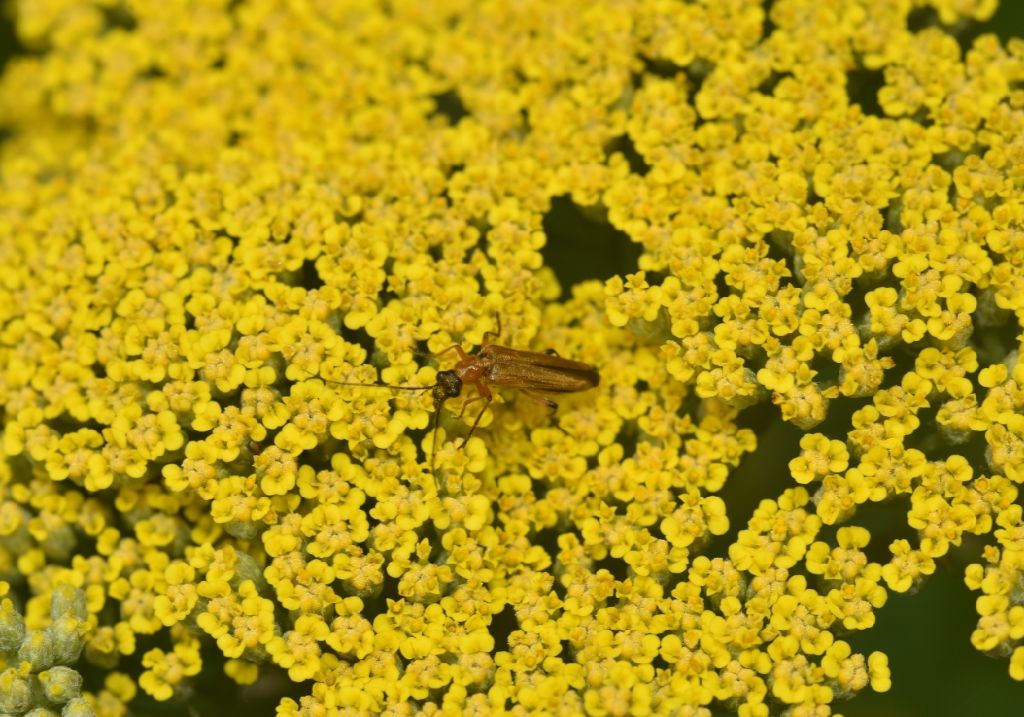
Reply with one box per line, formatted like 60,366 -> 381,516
0,0 -> 1021,714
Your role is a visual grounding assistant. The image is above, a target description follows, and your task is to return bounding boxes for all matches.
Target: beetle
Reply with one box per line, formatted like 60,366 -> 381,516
326,316 -> 599,482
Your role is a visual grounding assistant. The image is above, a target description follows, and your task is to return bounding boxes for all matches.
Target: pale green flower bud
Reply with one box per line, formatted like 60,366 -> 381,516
0,665 -> 33,714
61,698 -> 96,717
47,617 -> 85,665
225,520 -> 257,540
39,522 -> 77,563
233,550 -> 266,588
49,585 -> 87,623
0,599 -> 26,655
23,708 -> 59,717
38,666 -> 82,704
18,629 -> 57,672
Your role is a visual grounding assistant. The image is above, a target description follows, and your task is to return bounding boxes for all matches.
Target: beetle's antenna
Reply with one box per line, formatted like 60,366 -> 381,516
458,396 -> 493,448
323,379 -> 436,392
324,376 -> 450,490
326,369 -> 464,491
428,403 -> 442,491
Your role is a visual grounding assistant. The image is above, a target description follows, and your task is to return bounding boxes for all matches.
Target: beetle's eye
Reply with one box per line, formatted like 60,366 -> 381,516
446,381 -> 461,398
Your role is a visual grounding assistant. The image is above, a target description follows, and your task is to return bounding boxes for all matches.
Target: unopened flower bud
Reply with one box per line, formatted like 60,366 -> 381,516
50,584 -> 88,623
38,666 -> 83,704
48,617 -> 86,665
61,697 -> 97,717
0,664 -> 34,714
18,629 -> 56,672
0,599 -> 26,655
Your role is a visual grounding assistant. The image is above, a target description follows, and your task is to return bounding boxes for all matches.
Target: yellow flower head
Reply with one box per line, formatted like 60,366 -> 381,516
3,0 -> 1024,713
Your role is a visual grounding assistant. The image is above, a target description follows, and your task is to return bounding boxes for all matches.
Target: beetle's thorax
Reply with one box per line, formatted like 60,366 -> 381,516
454,353 -> 491,384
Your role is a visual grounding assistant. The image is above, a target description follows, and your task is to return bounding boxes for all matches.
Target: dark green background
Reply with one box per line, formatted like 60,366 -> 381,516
3,3 -> 1024,716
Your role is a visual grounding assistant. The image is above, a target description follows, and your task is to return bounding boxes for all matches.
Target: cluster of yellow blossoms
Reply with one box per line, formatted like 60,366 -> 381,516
1,0 -> 1022,715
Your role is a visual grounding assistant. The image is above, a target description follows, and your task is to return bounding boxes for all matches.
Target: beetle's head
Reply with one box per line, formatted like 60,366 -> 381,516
432,370 -> 462,409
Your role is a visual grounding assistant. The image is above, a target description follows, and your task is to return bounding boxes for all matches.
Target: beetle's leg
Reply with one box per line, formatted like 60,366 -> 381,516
520,389 -> 558,411
458,389 -> 488,418
482,314 -> 502,346
429,344 -> 470,362
458,382 -> 493,447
